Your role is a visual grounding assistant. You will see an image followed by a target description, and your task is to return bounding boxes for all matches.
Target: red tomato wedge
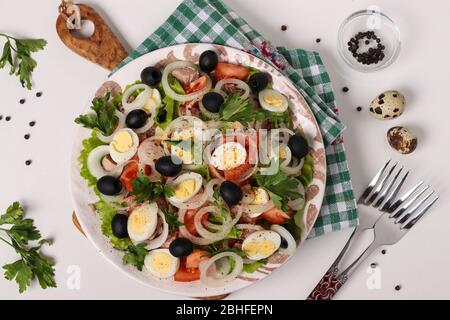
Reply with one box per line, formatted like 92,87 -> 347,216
186,249 -> 210,269
174,260 -> 201,282
261,207 -> 292,224
214,62 -> 249,81
119,162 -> 138,192
185,75 -> 208,94
223,163 -> 253,182
185,208 -> 209,236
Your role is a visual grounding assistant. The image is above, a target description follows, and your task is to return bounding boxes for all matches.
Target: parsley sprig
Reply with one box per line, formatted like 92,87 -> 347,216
161,204 -> 184,230
122,243 -> 148,271
0,202 -> 56,293
0,33 -> 47,89
75,92 -> 119,136
219,93 -> 256,124
130,173 -> 174,203
256,110 -> 292,129
256,168 -> 300,211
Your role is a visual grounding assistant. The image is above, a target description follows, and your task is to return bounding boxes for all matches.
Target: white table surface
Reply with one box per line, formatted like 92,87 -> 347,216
1,0 -> 449,300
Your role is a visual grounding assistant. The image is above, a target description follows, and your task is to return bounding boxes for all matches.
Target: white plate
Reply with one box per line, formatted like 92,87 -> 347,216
70,43 -> 327,297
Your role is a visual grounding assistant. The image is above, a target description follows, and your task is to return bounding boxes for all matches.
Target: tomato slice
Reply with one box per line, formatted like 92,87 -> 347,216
186,249 -> 210,269
185,76 -> 208,94
119,162 -> 138,192
223,163 -> 253,182
214,62 -> 249,81
174,260 -> 201,282
261,207 -> 292,224
184,209 -> 209,236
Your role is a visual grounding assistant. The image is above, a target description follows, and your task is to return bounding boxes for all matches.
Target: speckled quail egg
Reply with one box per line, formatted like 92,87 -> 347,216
168,172 -> 203,204
109,128 -> 139,164
369,90 -> 405,120
127,203 -> 159,243
258,89 -> 289,113
144,248 -> 180,278
387,126 -> 418,154
242,230 -> 281,261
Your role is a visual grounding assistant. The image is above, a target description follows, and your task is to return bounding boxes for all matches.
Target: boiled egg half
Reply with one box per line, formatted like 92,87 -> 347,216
259,89 -> 288,113
210,142 -> 247,171
168,172 -> 203,204
109,128 -> 139,164
144,248 -> 180,278
127,203 -> 158,243
142,88 -> 162,114
242,230 -> 281,261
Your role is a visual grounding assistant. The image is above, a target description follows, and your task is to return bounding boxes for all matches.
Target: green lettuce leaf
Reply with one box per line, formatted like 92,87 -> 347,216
77,132 -> 107,187
96,200 -> 132,250
299,154 -> 314,187
243,259 -> 268,273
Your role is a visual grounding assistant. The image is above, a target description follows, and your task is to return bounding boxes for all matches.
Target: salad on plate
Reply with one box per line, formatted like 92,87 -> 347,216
74,49 -> 314,287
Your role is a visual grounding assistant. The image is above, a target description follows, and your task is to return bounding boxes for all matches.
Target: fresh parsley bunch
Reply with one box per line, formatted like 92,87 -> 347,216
130,173 -> 174,203
219,93 -> 256,124
0,33 -> 47,89
0,202 -> 56,293
75,92 -> 119,136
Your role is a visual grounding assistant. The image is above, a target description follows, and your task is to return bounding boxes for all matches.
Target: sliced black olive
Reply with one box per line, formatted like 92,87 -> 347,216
155,156 -> 182,177
248,72 -> 269,92
288,134 -> 309,159
169,238 -> 194,258
199,50 -> 219,73
140,66 -> 162,86
97,176 -> 123,196
126,109 -> 148,129
202,92 -> 224,113
280,237 -> 288,249
220,181 -> 243,206
111,214 -> 128,238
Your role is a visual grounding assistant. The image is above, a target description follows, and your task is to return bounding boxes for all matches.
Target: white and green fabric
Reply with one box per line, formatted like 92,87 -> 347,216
113,0 -> 358,238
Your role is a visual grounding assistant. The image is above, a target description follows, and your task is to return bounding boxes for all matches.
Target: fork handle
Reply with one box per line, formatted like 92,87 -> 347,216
306,273 -> 343,300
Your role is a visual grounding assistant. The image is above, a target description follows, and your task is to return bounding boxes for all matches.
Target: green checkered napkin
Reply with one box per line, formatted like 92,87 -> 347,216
113,0 -> 358,237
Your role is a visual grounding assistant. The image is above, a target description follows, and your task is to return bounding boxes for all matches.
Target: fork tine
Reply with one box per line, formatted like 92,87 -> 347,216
386,181 -> 424,213
391,185 -> 430,218
366,162 -> 398,205
395,190 -> 435,224
358,160 -> 391,203
402,196 -> 439,230
373,166 -> 404,208
380,170 -> 409,212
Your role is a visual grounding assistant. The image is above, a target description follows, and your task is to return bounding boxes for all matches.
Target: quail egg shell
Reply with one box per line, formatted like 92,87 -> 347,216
242,230 -> 281,261
144,248 -> 180,278
168,172 -> 203,203
258,89 -> 289,113
369,90 -> 405,120
387,126 -> 418,154
109,128 -> 139,164
127,203 -> 158,243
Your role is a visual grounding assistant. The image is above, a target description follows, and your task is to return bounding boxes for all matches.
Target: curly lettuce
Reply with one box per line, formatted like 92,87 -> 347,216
96,199 -> 132,250
78,131 -> 107,187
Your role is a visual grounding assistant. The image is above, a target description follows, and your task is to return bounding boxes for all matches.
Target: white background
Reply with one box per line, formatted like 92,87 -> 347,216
0,0 -> 449,300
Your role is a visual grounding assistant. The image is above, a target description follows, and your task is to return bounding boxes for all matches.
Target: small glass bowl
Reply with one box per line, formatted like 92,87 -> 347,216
338,10 -> 401,72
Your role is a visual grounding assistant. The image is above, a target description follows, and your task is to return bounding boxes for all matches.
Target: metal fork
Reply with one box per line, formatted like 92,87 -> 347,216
307,160 -> 439,300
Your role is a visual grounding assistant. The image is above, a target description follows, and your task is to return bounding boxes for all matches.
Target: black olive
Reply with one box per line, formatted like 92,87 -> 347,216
288,134 -> 309,159
248,72 -> 269,92
169,238 -> 194,258
199,50 -> 219,73
220,181 -> 243,206
97,176 -> 123,196
111,214 -> 128,238
280,238 -> 288,249
126,109 -> 148,129
155,156 -> 182,177
140,66 -> 162,86
202,92 -> 224,113
280,223 -> 297,248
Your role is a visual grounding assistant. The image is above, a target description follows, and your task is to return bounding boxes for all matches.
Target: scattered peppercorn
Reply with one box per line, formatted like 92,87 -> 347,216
316,38 -> 321,43
29,121 -> 36,127
25,160 -> 32,166
36,91 -> 42,97
24,134 -> 30,140
370,263 -> 378,268
357,106 -> 362,112
382,249 -> 387,255
19,99 -> 26,104
281,25 -> 287,31
0,115 -> 3,120
5,116 -> 11,121
395,285 -> 402,291
342,87 -> 349,93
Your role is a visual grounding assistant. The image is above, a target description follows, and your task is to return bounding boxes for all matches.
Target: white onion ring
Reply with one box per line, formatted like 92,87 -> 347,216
214,78 -> 250,100
282,156 -> 304,175
100,189 -> 127,203
235,224 -> 264,231
199,98 -> 220,119
288,183 -> 306,210
134,106 -> 157,134
162,61 -> 212,102
145,210 -> 169,250
121,84 -> 152,113
271,224 -> 296,255
194,206 -> 237,241
205,178 -> 222,199
241,200 -> 275,218
96,111 -> 126,143
199,252 -> 243,287
87,145 -> 124,179
168,191 -> 208,210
